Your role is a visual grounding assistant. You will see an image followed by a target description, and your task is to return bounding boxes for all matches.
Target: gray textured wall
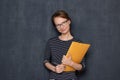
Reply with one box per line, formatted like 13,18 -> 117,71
0,0 -> 120,80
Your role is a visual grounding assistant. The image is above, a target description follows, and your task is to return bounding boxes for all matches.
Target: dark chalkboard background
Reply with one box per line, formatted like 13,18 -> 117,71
0,0 -> 120,80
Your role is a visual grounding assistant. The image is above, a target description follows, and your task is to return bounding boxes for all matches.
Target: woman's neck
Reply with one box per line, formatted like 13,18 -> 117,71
59,32 -> 73,41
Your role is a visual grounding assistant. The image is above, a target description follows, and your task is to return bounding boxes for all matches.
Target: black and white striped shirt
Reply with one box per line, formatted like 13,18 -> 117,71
44,37 -> 86,80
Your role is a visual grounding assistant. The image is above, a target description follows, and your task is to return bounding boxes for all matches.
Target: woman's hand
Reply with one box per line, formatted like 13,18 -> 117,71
61,55 -> 73,66
61,54 -> 83,70
55,64 -> 65,73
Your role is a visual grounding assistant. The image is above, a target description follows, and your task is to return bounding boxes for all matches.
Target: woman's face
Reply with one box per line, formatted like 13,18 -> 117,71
54,17 -> 71,34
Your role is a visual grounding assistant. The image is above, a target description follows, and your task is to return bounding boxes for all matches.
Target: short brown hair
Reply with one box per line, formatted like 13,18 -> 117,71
51,10 -> 71,25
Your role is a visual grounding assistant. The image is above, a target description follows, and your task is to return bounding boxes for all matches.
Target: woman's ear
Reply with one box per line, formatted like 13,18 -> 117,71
68,20 -> 71,25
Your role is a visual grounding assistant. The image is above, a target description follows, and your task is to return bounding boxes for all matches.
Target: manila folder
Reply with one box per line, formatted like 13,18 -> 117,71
64,41 -> 90,71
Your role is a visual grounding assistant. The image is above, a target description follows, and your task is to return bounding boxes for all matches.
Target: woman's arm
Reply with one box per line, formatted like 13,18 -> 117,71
44,62 -> 56,72
62,55 -> 83,70
69,61 -> 83,70
44,61 -> 65,73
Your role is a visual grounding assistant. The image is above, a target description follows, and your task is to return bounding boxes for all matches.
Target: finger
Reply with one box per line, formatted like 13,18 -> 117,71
62,55 -> 65,61
68,56 -> 71,60
63,55 -> 66,59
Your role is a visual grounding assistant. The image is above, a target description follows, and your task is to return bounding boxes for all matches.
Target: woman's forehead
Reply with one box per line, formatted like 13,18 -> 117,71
54,17 -> 67,24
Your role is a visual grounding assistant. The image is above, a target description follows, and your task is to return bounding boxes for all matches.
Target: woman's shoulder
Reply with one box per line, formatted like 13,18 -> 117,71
73,37 -> 83,43
47,36 -> 58,43
73,37 -> 90,44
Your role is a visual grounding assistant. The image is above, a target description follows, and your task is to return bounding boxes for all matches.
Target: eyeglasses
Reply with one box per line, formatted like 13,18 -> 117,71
55,20 -> 68,29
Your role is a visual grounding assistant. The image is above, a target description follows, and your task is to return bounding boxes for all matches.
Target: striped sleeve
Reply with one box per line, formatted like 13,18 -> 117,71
43,40 -> 51,64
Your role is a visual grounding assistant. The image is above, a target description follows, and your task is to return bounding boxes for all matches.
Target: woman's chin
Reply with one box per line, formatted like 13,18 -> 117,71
61,32 -> 68,34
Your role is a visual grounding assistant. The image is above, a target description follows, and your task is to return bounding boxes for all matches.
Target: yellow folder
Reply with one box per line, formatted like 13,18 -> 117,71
64,41 -> 90,71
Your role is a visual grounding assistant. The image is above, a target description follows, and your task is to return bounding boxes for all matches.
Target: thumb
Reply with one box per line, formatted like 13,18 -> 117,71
66,53 -> 71,57
67,54 -> 72,59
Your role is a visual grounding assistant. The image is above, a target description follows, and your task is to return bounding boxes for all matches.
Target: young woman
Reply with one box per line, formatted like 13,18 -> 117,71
44,10 -> 86,80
